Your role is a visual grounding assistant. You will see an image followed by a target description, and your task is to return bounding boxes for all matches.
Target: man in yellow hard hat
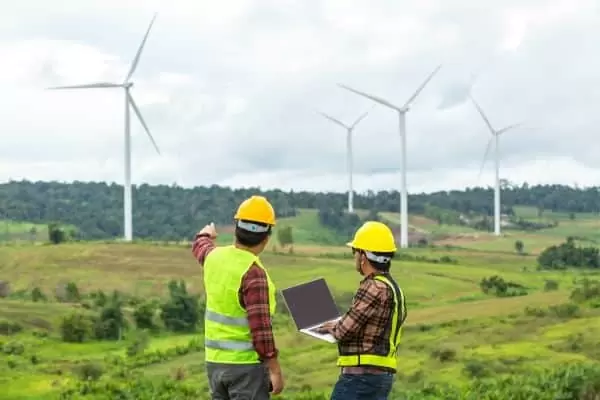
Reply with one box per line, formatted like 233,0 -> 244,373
318,221 -> 407,400
192,195 -> 284,399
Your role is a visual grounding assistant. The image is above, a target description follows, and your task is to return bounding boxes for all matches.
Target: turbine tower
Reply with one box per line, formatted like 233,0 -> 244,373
337,65 -> 442,248
47,14 -> 161,242
317,110 -> 370,213
471,94 -> 522,236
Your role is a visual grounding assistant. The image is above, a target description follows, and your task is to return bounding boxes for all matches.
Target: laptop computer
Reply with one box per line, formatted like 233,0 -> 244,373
281,278 -> 341,344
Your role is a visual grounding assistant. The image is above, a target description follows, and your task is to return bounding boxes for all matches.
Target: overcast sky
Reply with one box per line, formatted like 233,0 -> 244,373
1,0 -> 599,194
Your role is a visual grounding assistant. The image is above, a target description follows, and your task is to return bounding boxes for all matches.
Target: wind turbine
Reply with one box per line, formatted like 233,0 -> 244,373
337,65 -> 442,248
471,94 -> 522,236
317,110 -> 370,214
47,14 -> 161,242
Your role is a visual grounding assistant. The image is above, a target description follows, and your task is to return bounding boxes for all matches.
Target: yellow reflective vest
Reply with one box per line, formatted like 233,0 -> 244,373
337,274 -> 407,371
203,245 -> 277,364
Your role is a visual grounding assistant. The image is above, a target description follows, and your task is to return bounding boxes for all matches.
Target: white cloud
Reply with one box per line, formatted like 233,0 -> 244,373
1,0 -> 600,193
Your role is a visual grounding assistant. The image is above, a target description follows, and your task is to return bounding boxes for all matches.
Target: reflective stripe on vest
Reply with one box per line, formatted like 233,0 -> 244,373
337,274 -> 407,370
203,245 -> 277,364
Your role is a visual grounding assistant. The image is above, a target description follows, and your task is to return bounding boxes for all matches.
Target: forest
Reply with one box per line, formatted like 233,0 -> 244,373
0,180 -> 599,240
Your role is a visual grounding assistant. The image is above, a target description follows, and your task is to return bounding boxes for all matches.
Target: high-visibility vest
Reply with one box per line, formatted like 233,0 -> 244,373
203,245 -> 277,364
336,274 -> 407,370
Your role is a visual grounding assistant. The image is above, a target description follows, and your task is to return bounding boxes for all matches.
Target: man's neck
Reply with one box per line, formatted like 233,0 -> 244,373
234,242 -> 259,256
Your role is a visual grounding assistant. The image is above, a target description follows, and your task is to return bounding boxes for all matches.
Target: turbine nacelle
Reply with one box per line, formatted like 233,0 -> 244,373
335,64 -> 442,248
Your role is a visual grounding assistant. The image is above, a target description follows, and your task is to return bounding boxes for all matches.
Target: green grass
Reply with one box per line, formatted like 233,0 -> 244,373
0,221 -> 49,242
0,241 -> 599,399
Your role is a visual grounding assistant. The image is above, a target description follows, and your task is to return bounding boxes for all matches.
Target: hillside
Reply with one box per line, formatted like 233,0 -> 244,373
0,242 -> 599,399
1,181 -> 600,243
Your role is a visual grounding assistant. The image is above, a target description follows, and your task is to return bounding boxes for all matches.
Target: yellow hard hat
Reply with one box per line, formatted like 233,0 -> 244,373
234,195 -> 276,226
347,221 -> 397,252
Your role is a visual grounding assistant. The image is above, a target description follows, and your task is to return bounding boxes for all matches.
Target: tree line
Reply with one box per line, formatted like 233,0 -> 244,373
1,180 -> 599,240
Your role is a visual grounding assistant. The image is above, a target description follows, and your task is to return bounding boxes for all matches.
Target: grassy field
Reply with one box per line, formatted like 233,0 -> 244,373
0,238 -> 600,399
1,207 -> 600,398
0,221 -> 49,242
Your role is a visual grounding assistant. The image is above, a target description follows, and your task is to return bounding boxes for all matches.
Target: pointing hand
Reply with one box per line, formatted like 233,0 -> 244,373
198,222 -> 217,239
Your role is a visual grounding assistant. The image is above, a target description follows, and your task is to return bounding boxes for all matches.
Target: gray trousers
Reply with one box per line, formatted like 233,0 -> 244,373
206,362 -> 270,400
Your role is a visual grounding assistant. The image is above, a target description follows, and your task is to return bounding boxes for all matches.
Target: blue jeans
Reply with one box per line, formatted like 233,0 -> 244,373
330,373 -> 394,400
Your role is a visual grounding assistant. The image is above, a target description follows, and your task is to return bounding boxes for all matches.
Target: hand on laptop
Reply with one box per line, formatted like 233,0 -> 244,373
317,320 -> 337,334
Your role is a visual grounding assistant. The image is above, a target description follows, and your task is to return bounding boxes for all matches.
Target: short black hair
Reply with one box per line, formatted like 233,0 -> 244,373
234,219 -> 272,247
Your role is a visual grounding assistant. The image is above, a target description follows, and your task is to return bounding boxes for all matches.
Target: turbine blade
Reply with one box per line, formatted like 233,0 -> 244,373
46,82 -> 122,90
350,111 -> 369,130
402,64 -> 442,109
469,94 -> 496,134
127,92 -> 161,155
477,136 -> 494,184
317,111 -> 349,129
337,83 -> 401,111
497,122 -> 523,135
125,13 -> 157,82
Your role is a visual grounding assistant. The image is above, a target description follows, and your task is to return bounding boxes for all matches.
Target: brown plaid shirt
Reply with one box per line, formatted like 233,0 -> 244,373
331,272 -> 404,368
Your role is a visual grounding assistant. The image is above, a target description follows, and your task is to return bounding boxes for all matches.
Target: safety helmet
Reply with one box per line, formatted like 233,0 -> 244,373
347,221 -> 397,253
234,195 -> 276,226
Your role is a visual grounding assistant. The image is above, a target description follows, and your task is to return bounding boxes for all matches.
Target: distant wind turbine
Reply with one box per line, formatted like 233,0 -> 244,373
47,14 -> 161,242
317,109 -> 371,213
337,65 -> 442,248
471,94 -> 522,236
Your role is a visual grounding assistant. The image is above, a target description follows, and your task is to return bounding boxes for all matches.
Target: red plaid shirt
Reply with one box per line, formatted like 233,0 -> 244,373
192,235 -> 278,360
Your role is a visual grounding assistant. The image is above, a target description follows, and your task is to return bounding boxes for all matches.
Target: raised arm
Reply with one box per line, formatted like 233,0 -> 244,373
191,233 -> 216,267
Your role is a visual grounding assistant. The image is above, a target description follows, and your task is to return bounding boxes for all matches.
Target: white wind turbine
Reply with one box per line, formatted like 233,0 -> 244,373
317,110 -> 370,214
47,14 -> 161,242
337,65 -> 442,248
470,94 -> 522,236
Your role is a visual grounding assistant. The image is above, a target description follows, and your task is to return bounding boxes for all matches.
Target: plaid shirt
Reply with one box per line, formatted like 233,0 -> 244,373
192,235 -> 278,360
332,273 -> 402,365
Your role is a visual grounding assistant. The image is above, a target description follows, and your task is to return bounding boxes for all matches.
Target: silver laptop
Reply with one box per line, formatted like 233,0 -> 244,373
281,278 -> 341,343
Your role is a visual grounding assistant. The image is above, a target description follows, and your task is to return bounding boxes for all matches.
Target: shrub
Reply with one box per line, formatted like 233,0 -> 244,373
94,297 -> 127,340
160,280 -> 203,333
89,290 -> 108,308
0,320 -> 23,335
544,279 -> 559,291
538,238 -> 600,270
570,279 -> 600,302
56,281 -> 81,303
524,306 -> 547,317
126,330 -> 150,357
31,286 -> 47,302
548,303 -> 580,318
480,275 -> 528,297
74,362 -> 104,381
133,302 -> 158,331
60,313 -> 93,343
2,340 -> 25,355
430,346 -> 457,362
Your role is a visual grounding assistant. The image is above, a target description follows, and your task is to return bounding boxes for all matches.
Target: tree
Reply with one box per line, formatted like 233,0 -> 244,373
277,226 -> 294,249
133,301 -> 158,331
48,223 -> 66,244
60,313 -> 93,343
538,238 -> 600,270
94,292 -> 127,340
160,280 -> 203,333
3,181 -> 600,241
515,240 -> 524,254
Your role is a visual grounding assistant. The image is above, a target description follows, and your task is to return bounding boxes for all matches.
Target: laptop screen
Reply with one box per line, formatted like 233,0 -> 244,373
281,278 -> 340,330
